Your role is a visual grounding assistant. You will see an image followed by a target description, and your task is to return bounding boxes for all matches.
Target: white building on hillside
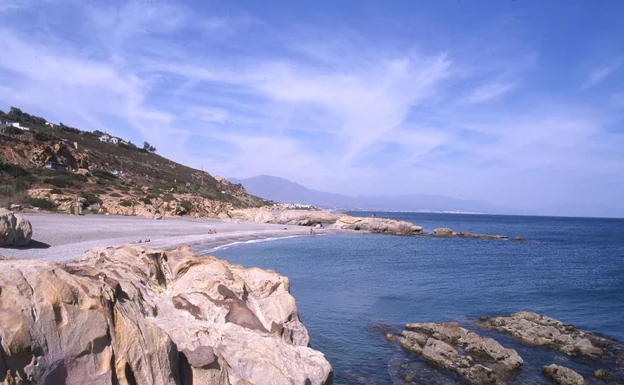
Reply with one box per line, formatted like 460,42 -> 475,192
99,135 -> 110,142
45,121 -> 56,128
110,137 -> 119,144
10,122 -> 29,131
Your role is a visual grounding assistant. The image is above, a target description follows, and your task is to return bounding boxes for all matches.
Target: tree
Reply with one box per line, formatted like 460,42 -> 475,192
143,141 -> 156,153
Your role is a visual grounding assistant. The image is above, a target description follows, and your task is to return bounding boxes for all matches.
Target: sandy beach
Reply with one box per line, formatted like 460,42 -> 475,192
0,213 -> 315,262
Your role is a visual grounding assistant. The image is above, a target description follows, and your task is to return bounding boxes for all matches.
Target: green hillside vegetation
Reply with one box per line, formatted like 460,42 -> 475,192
0,107 -> 265,212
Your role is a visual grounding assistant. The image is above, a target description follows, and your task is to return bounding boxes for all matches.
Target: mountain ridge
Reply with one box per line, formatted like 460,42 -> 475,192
230,175 -> 514,214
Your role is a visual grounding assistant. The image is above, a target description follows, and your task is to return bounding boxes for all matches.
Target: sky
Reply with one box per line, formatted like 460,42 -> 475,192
1,0 -> 623,216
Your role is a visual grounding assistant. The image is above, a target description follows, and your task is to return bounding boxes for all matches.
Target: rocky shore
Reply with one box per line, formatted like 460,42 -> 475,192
0,245 -> 333,384
384,312 -> 624,385
228,208 -> 520,239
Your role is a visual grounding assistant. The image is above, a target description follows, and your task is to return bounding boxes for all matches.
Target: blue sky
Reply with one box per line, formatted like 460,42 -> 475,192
1,0 -> 623,215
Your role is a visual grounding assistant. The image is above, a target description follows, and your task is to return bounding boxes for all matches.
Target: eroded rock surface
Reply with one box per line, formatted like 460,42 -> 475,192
477,311 -> 610,357
542,364 -> 586,385
0,208 -> 32,246
394,322 -> 522,384
0,245 -> 333,385
332,216 -> 423,235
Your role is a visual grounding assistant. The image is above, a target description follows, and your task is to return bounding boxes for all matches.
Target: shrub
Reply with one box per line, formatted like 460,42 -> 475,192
3,126 -> 23,135
33,131 -> 53,142
25,197 -> 57,211
81,192 -> 102,206
139,197 -> 152,205
45,173 -> 87,188
119,200 -> 134,207
162,194 -> 175,202
50,188 -> 63,195
0,163 -> 30,178
109,192 -> 122,198
179,200 -> 193,212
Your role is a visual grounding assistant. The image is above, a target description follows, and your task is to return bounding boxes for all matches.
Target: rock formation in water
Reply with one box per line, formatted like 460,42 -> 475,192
331,216 -> 423,235
477,311 -> 611,357
390,322 -> 522,384
0,208 -> 32,246
0,245 -> 333,385
542,364 -> 586,385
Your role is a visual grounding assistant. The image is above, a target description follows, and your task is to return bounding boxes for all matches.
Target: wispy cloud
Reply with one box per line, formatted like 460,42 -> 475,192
0,0 -> 623,214
463,83 -> 515,104
582,61 -> 622,89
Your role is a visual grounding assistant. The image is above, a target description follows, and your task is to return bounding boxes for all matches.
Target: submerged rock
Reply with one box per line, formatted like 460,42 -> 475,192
477,311 -> 609,357
393,322 -> 522,384
594,369 -> 615,382
0,208 -> 32,246
0,245 -> 333,385
542,364 -> 586,385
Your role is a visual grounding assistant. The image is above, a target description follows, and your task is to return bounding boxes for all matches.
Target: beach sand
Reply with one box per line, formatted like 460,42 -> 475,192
0,213 -> 315,262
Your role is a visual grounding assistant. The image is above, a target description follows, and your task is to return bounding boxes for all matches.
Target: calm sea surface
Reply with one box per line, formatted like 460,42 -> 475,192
196,213 -> 624,384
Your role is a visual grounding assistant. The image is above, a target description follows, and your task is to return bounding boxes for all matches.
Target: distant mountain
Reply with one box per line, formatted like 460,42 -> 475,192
230,175 -> 514,214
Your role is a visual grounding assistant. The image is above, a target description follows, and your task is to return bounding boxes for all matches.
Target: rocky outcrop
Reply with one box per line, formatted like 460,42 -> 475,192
0,208 -> 32,246
0,245 -> 333,385
477,312 -> 609,357
394,322 -> 522,384
331,216 -> 423,235
542,364 -> 585,385
433,227 -> 453,236
30,141 -> 89,170
228,208 -> 341,226
432,227 -> 509,240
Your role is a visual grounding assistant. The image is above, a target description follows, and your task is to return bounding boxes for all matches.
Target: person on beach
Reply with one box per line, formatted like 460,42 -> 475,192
310,228 -> 315,236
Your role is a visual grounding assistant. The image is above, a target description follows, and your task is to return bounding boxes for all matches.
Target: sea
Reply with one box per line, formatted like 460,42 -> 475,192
196,212 -> 624,385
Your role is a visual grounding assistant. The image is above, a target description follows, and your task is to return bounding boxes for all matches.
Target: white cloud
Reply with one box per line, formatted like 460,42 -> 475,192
463,83 -> 515,104
582,62 -> 621,89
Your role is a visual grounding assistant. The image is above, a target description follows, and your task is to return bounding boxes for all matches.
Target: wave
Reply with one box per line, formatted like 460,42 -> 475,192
204,235 -> 303,252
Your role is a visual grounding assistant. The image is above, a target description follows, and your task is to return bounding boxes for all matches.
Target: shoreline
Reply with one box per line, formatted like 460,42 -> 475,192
0,213 -> 324,262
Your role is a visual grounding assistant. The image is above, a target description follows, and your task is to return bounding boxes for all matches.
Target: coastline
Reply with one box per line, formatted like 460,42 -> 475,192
0,213 -> 320,262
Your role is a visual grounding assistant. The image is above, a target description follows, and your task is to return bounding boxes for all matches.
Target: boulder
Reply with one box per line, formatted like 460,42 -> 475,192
332,216 -> 423,235
433,227 -> 454,236
542,364 -> 585,385
477,312 -> 608,357
0,245 -> 333,385
395,322 -> 522,384
0,209 -> 32,246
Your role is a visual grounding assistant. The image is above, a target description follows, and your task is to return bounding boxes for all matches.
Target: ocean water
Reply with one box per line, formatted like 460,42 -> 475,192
198,213 -> 624,384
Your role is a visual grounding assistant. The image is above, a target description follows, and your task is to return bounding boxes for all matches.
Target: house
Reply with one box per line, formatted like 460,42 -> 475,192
120,140 -> 129,146
44,161 -> 70,172
110,137 -> 119,144
99,135 -> 110,142
10,122 -> 29,131
45,121 -> 56,128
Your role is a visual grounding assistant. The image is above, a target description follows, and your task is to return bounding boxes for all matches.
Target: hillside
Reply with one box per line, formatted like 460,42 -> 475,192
232,175 -> 514,214
0,107 -> 266,217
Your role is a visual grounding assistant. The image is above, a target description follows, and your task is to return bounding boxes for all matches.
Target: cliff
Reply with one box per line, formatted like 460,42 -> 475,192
0,245 -> 333,384
0,107 -> 266,216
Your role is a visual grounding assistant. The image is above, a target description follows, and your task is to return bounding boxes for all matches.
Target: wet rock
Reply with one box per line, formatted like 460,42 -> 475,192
0,245 -> 332,385
542,364 -> 585,385
0,208 -> 32,246
594,369 -> 615,382
395,322 -> 522,384
477,311 -> 609,357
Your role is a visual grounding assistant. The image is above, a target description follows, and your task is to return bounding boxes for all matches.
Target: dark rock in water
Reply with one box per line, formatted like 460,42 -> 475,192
594,369 -> 615,382
429,227 -> 512,240
390,322 -> 522,384
514,236 -> 527,242
477,312 -> 609,358
542,364 -> 586,385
